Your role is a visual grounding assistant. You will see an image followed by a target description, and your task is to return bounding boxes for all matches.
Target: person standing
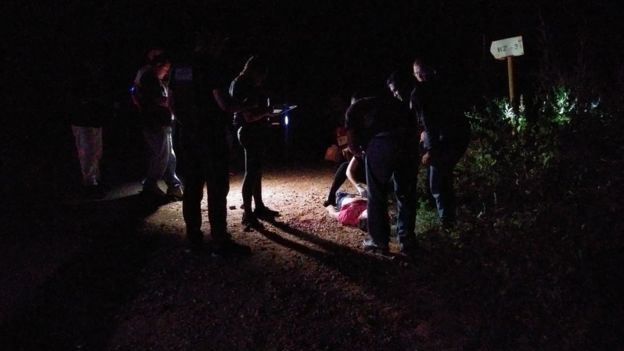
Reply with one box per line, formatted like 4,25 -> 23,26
230,55 -> 278,230
134,53 -> 183,199
411,57 -> 470,227
345,73 -> 420,254
68,57 -> 110,199
181,32 -> 251,255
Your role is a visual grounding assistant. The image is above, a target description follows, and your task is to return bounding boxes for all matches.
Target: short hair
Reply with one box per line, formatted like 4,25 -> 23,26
145,47 -> 165,63
151,52 -> 171,66
386,70 -> 412,93
241,55 -> 268,76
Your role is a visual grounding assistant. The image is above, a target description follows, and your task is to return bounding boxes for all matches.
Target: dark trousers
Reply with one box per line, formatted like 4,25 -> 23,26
181,126 -> 230,242
365,135 -> 419,247
238,124 -> 269,215
326,161 -> 349,204
428,138 -> 469,224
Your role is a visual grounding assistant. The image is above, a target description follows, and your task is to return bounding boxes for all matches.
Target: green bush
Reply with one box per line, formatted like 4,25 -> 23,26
459,86 -> 592,215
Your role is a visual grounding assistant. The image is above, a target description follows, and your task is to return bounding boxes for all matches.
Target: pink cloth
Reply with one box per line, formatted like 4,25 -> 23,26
337,199 -> 367,226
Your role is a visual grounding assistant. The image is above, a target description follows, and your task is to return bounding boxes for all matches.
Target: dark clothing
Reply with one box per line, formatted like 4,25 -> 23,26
181,125 -> 230,241
345,96 -> 419,152
181,55 -> 233,242
230,74 -> 271,216
327,161 -> 350,204
67,62 -> 111,127
136,68 -> 172,129
411,77 -> 470,224
237,123 -> 270,214
192,56 -> 233,128
346,95 -> 419,248
410,79 -> 470,154
230,75 -> 268,128
169,63 -> 194,124
325,156 -> 365,206
366,134 -> 419,247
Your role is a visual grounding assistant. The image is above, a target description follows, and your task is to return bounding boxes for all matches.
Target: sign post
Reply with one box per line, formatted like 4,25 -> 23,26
490,36 -> 524,105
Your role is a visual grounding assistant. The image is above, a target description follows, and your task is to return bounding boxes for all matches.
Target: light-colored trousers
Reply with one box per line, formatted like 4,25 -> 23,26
143,126 -> 181,189
72,125 -> 102,186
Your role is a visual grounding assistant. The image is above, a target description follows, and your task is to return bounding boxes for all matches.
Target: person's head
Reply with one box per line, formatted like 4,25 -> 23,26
240,55 -> 268,85
412,57 -> 433,82
386,70 -> 412,102
145,47 -> 165,64
152,54 -> 171,80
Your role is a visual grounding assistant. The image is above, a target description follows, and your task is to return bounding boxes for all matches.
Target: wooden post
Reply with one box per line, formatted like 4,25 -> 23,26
507,56 -> 515,106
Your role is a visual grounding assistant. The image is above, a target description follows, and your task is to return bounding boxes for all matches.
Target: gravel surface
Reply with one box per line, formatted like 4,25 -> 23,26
1,163 -> 478,351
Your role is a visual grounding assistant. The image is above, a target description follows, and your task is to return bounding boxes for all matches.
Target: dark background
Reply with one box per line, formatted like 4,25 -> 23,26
2,0 -> 623,202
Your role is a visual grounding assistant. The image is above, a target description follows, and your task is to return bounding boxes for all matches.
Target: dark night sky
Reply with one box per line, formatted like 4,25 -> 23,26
5,0 -> 623,111
2,0 -> 623,196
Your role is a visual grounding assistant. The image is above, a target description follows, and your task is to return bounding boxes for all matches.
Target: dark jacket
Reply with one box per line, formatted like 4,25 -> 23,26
410,77 -> 470,152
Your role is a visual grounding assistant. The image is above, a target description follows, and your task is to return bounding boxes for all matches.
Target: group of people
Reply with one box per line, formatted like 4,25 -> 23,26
69,33 -> 281,255
69,35 -> 469,257
326,57 -> 470,255
177,35 -> 280,255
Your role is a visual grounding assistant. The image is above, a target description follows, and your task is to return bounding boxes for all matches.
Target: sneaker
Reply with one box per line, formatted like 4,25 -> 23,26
212,239 -> 252,256
167,185 -> 183,200
362,238 -> 389,255
254,206 -> 280,219
242,213 -> 264,230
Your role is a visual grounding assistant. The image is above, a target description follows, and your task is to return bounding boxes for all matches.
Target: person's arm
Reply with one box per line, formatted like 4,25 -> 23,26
418,82 -> 443,165
241,106 -> 272,123
213,88 -> 265,114
346,157 -> 360,188
228,77 -> 272,123
345,97 -> 378,156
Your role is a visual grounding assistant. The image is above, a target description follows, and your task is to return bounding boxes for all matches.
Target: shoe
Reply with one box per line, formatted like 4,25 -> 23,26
167,185 -> 183,200
362,238 -> 389,255
212,239 -> 252,256
254,206 -> 280,219
242,214 -> 264,229
323,198 -> 336,207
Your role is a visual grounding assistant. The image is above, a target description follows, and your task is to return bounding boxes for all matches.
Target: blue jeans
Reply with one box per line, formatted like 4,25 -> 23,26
427,139 -> 469,224
365,135 -> 419,247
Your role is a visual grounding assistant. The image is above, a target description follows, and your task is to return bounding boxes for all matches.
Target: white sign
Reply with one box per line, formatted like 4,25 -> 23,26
490,36 -> 524,60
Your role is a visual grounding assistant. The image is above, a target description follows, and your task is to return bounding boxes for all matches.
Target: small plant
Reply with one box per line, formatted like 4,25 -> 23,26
496,98 -> 528,134
415,197 -> 440,234
546,86 -> 575,126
